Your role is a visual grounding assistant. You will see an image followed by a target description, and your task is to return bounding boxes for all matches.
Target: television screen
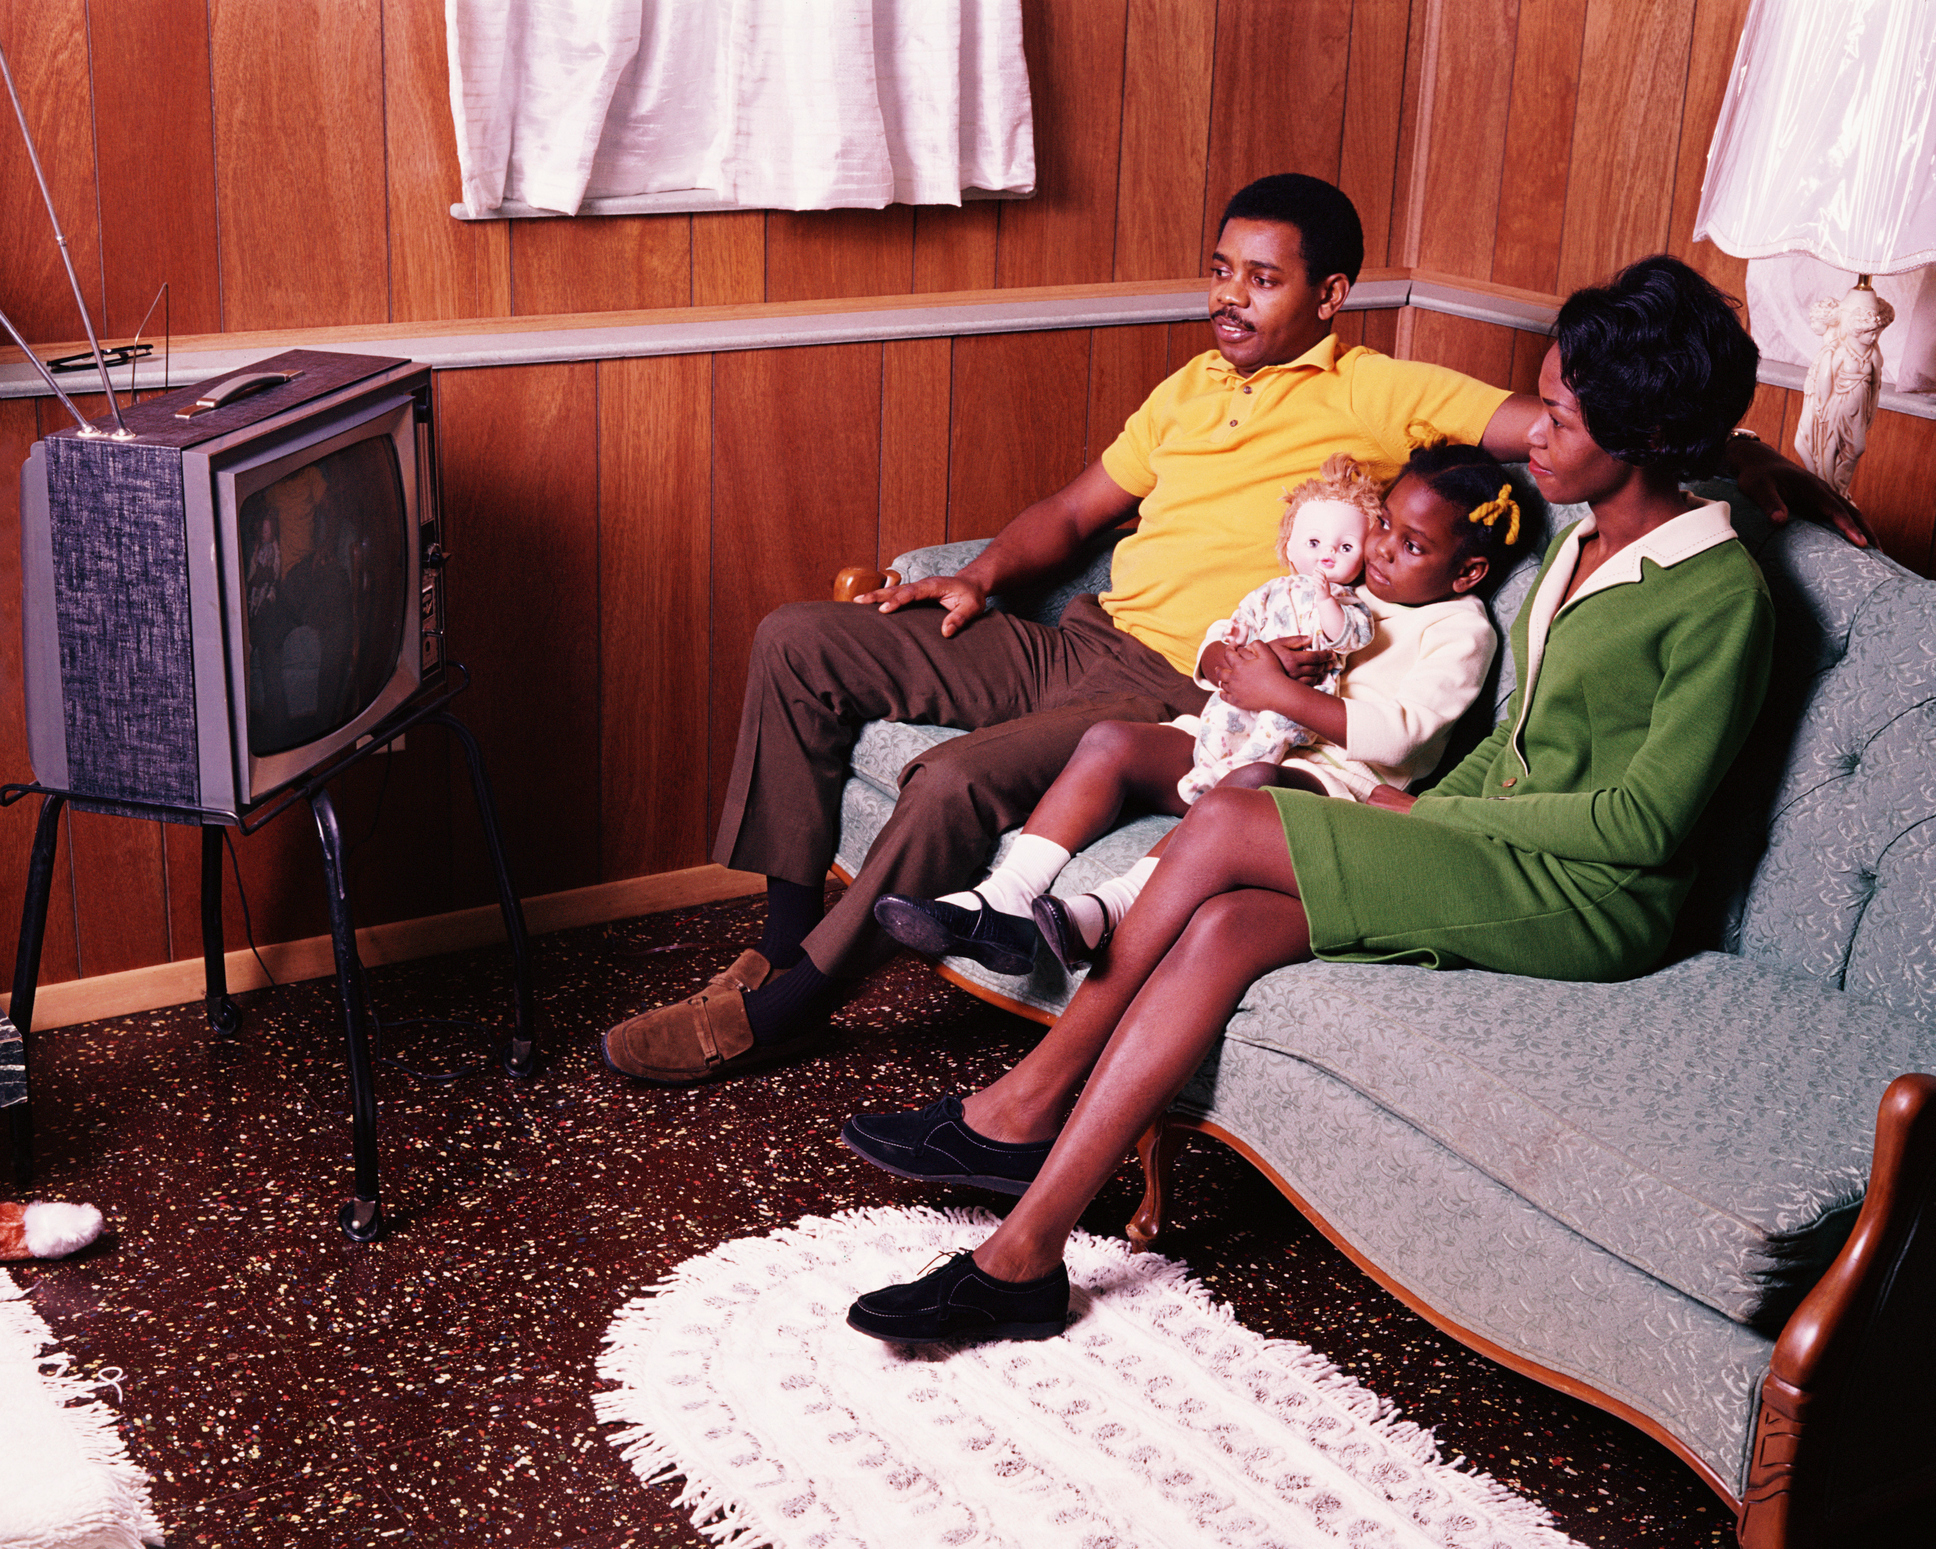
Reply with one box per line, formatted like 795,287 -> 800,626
239,437 -> 409,756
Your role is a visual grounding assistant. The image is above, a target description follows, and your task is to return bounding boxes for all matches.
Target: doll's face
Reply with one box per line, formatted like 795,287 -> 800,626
1285,498 -> 1368,584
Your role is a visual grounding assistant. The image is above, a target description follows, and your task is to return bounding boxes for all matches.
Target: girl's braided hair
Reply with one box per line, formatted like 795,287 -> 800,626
1403,426 -> 1527,566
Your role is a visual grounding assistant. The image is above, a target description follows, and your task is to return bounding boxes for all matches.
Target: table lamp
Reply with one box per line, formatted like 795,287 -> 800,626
1693,0 -> 1936,495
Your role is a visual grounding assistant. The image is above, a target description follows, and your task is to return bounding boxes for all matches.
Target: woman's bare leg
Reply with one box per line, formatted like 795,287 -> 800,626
961,787 -> 1307,1149
974,880 -> 1312,1281
1019,721 -> 1195,850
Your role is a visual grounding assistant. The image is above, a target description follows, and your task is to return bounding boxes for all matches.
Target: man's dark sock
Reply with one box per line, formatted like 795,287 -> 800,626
743,958 -> 836,1045
757,877 -> 824,971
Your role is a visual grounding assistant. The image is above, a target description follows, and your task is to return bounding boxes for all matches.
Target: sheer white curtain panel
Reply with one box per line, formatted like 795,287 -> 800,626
446,0 -> 1035,217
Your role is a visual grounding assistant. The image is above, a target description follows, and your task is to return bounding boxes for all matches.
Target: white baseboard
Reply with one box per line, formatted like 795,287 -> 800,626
1,864 -> 767,1032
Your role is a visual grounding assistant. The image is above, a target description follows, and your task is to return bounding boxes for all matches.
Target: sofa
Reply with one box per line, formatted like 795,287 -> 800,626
829,474 -> 1936,1548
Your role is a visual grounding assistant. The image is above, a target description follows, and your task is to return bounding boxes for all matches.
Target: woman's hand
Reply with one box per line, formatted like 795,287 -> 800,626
1364,784 -> 1416,814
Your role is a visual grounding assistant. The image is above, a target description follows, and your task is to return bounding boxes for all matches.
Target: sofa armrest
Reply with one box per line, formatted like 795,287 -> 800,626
832,566 -> 901,601
1739,1072 -> 1936,1545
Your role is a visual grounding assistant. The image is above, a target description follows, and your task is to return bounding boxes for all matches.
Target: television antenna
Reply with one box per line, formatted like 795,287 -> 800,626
0,38 -> 131,439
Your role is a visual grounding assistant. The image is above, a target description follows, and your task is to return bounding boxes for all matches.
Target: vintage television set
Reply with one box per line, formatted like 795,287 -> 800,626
17,350 -> 445,822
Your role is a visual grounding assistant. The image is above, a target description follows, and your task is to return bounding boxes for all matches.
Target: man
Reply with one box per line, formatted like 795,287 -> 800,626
602,173 -> 1863,1085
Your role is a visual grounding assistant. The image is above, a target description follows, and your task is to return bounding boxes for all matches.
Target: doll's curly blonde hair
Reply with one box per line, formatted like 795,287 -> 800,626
1277,453 -> 1384,568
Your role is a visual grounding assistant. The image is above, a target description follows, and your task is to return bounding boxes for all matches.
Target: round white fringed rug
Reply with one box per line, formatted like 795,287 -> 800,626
0,1269 -> 162,1549
596,1207 -> 1583,1549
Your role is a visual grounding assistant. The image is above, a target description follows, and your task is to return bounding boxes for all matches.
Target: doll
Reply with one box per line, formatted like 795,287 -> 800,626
1177,453 -> 1379,804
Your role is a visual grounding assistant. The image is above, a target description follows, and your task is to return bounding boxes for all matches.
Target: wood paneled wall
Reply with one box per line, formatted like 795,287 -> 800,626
0,0 -> 1420,342
2,0 -> 1931,1001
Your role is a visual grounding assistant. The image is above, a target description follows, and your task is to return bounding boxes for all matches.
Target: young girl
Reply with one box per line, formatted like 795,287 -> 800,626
843,254 -> 1774,1345
1177,453 -> 1378,805
872,439 -> 1523,977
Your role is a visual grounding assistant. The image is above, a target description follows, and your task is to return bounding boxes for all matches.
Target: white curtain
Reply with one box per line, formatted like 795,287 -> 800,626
447,0 -> 1036,217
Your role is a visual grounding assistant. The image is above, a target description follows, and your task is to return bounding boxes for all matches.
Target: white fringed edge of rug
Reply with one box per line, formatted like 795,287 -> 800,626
597,1205 -> 1582,1549
0,1270 -> 163,1549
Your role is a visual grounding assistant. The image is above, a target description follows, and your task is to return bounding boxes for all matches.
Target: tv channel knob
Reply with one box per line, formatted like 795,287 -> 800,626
421,542 -> 450,569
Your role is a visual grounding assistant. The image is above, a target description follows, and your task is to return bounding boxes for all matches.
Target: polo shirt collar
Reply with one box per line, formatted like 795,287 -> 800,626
1203,331 -> 1342,386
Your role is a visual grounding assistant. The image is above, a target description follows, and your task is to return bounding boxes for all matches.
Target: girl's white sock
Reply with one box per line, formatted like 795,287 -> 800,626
938,833 -> 1072,917
1085,856 -> 1161,943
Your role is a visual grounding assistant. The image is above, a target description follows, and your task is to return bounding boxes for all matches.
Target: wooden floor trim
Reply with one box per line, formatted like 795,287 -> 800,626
1,864 -> 766,1032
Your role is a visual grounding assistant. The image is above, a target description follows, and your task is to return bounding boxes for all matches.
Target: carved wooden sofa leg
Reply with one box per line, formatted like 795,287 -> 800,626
1128,1116 -> 1188,1252
1738,1072 -> 1936,1549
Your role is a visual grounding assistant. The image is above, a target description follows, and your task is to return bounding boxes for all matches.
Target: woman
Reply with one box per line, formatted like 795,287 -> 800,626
843,254 -> 1776,1344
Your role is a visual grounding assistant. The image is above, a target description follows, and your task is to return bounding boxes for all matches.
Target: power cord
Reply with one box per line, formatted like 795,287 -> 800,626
221,826 -> 489,1085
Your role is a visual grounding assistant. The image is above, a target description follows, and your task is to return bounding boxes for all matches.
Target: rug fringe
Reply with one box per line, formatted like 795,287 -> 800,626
597,1208 -> 1580,1548
0,1272 -> 164,1547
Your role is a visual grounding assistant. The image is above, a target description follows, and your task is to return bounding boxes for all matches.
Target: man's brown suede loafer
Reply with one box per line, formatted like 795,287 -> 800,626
601,987 -> 824,1086
705,948 -> 773,994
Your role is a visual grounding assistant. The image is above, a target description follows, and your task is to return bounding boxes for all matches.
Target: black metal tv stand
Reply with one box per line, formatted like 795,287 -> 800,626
1,670 -> 536,1242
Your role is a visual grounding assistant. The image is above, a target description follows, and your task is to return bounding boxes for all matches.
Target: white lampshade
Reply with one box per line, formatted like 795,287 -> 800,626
1694,0 -> 1936,275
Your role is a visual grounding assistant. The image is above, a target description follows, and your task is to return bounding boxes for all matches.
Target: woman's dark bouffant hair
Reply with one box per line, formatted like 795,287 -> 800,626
1554,255 -> 1759,480
1403,439 -> 1527,567
1220,174 -> 1364,285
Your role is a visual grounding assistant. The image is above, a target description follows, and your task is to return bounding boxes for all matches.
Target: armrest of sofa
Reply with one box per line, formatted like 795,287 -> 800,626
845,531 -> 1130,628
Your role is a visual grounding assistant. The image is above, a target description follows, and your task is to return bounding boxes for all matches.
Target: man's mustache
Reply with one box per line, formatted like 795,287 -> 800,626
1212,308 -> 1252,331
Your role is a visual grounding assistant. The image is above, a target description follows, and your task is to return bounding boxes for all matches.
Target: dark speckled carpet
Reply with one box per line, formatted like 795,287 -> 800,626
8,888 -> 1738,1547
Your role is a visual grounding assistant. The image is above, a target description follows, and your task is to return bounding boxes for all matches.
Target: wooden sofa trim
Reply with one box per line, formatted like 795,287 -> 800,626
1125,1112 -> 1743,1516
1738,1072 -> 1936,1549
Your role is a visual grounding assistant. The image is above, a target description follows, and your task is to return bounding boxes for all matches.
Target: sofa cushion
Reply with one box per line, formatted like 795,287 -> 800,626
1221,950 -> 1933,1328
1172,1036 -> 1776,1499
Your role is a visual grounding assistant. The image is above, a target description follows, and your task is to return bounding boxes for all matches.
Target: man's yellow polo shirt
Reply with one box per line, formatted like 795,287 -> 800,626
1097,336 -> 1511,675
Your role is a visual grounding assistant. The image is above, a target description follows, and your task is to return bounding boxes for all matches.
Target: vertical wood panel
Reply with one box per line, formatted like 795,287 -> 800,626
511,217 -> 690,315
384,0 -> 512,322
1167,318 -> 1217,371
1401,310 -> 1518,388
1114,0 -> 1216,282
913,205 -> 998,293
1388,0 -> 1438,268
1413,0 -> 1518,280
881,338 -> 952,565
947,330 -> 1090,542
436,365 -> 602,904
1199,1 -> 1354,269
709,345 -> 884,834
1666,0 -> 1752,298
693,213 -> 766,306
0,397 -> 79,986
1357,306 -> 1401,358
1737,379 -> 1788,446
1490,0 -> 1588,293
765,210 -> 914,304
997,0 -> 1128,287
66,814 -> 168,978
1554,0 -> 1698,296
1339,0 -> 1417,269
210,0 -> 389,331
1086,324 -> 1170,467
600,355 -> 714,880
1508,327 -> 1549,396
87,0 -> 223,337
1846,409 -> 1936,579
0,0 -> 103,344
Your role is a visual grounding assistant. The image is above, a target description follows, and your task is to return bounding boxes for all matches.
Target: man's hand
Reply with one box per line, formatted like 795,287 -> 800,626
1723,436 -> 1876,548
1364,784 -> 1416,814
853,574 -> 991,637
1204,636 -> 1325,689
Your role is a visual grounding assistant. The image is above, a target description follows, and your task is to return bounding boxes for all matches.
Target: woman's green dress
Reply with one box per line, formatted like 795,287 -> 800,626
1277,502 -> 1774,983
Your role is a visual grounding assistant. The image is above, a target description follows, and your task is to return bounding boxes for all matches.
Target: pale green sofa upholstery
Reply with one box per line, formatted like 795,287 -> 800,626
830,478 -> 1936,1545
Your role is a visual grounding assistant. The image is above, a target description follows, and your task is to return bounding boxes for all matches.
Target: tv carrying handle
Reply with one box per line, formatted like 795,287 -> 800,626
174,369 -> 302,420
